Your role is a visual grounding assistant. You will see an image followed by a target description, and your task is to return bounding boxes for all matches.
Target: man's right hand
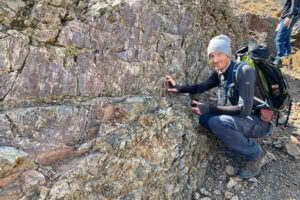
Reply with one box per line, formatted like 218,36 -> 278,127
284,17 -> 292,28
165,75 -> 178,93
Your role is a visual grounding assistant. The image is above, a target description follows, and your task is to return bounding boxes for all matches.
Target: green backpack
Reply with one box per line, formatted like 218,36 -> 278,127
235,44 -> 292,126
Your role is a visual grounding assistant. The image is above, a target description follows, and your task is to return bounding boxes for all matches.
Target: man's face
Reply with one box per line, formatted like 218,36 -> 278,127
209,52 -> 231,71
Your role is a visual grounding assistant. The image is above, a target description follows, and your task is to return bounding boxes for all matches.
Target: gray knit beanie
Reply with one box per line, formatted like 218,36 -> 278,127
207,35 -> 232,57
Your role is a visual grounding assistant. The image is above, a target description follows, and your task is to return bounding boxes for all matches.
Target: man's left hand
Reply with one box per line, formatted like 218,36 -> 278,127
191,100 -> 202,115
191,106 -> 202,115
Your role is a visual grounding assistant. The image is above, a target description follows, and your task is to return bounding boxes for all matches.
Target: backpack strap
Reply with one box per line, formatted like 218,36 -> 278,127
232,62 -> 245,88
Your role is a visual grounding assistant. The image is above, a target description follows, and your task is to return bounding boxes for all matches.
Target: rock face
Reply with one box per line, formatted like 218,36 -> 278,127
0,96 -> 212,199
0,0 -> 248,199
240,12 -> 278,54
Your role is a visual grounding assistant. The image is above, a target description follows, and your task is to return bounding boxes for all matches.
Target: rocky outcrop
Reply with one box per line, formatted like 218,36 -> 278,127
0,0 -> 248,199
240,12 -> 278,54
0,96 -> 212,199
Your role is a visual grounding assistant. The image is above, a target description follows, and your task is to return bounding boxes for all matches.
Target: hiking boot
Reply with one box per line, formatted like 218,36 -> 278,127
277,113 -> 288,125
237,151 -> 267,179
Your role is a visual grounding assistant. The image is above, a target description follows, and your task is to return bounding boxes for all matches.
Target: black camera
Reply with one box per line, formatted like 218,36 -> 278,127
191,99 -> 199,107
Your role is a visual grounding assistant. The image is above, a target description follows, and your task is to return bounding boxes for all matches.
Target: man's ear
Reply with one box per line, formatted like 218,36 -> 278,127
226,55 -> 232,63
208,59 -> 213,67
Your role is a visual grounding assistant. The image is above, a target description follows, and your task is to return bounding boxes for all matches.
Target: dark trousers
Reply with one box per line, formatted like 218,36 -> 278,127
199,114 -> 272,160
275,17 -> 299,63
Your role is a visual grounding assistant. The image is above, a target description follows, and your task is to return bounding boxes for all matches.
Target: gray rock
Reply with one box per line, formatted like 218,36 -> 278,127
200,197 -> 211,200
21,170 -> 46,191
0,0 -> 26,27
0,146 -> 36,198
262,139 -> 272,145
193,192 -> 201,200
213,189 -> 221,195
227,178 -> 238,189
285,143 -> 300,157
225,165 -> 236,176
225,191 -> 234,199
231,195 -> 239,200
58,21 -> 92,48
0,147 -> 35,179
200,188 -> 212,196
248,178 -> 258,183
292,131 -> 300,136
273,140 -> 283,148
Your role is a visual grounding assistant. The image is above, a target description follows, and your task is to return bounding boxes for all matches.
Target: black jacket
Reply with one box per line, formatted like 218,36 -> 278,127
176,61 -> 264,117
281,0 -> 300,19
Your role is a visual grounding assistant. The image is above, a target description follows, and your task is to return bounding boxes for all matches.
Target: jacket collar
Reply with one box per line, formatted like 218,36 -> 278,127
222,60 -> 235,80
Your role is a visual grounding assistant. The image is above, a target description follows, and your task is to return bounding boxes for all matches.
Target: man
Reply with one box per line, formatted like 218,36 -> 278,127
274,0 -> 300,65
165,35 -> 272,179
